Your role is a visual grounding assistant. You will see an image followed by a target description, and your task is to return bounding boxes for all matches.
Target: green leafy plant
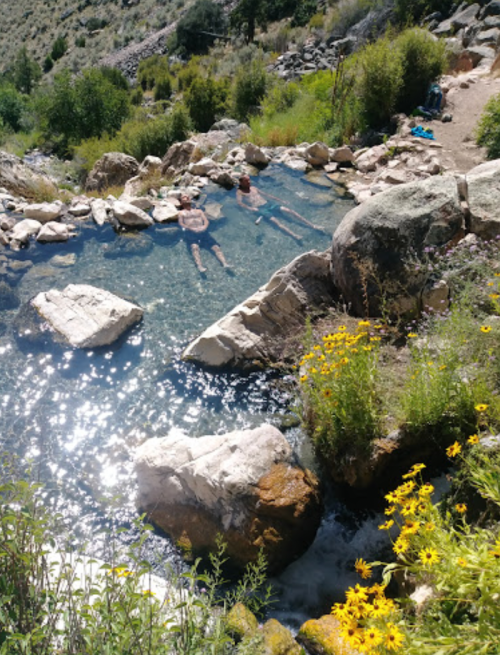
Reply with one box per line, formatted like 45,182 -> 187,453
476,93 -> 500,159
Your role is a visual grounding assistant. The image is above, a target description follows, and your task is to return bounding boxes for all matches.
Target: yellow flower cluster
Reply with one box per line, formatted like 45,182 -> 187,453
379,466 -> 437,559
298,322 -> 381,385
331,583 -> 404,653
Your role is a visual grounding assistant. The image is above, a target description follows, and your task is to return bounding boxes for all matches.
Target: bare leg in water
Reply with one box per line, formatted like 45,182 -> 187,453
212,245 -> 230,268
280,206 -> 325,232
191,244 -> 207,273
270,216 -> 302,241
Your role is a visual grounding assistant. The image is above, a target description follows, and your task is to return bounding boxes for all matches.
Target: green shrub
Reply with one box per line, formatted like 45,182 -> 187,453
232,57 -> 268,121
476,93 -> 500,159
351,34 -> 404,128
12,47 -> 41,95
261,80 -> 300,117
51,36 -> 67,61
130,87 -> 144,106
43,55 -> 53,73
0,83 -> 26,132
137,54 -> 170,91
185,75 -> 229,132
0,473 -> 272,655
299,321 -> 383,463
75,35 -> 86,47
154,74 -> 173,101
394,28 -> 447,114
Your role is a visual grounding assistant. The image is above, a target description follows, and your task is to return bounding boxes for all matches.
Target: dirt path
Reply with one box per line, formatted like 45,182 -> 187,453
433,68 -> 500,173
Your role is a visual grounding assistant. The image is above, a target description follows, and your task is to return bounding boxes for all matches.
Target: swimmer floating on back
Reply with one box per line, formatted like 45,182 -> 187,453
236,174 -> 325,241
178,194 -> 229,273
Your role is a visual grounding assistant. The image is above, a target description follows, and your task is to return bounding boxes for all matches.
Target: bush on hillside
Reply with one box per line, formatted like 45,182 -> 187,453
154,74 -> 173,102
476,93 -> 500,159
51,36 -> 68,62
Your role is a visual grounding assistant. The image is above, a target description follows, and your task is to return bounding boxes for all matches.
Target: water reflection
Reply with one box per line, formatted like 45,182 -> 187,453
0,165 -> 354,616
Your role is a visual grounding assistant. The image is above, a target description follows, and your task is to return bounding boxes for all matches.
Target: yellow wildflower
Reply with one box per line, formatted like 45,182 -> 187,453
457,557 -> 467,567
475,403 -> 488,412
338,325 -> 347,331
446,441 -> 462,458
480,326 -> 492,333
358,320 -> 371,327
364,627 -> 383,649
385,624 -> 404,651
408,332 -> 418,338
455,503 -> 467,514
468,434 -> 480,445
300,374 -> 308,383
354,558 -> 373,580
379,519 -> 394,531
419,483 -> 434,497
425,522 -> 435,532
393,537 -> 409,555
419,547 -> 440,566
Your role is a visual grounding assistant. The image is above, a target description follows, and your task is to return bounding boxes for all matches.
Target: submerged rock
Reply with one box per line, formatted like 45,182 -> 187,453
0,280 -> 20,309
135,424 -> 322,573
32,284 -> 143,348
182,250 -> 336,369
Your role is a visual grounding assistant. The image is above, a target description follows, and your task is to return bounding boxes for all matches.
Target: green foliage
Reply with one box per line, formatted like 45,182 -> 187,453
476,92 -> 500,159
130,86 -> 144,106
231,0 -> 318,40
291,0 -> 318,27
137,54 -> 170,91
185,75 -> 229,132
12,47 -> 41,95
74,104 -> 192,173
175,0 -> 227,55
351,34 -> 404,129
43,55 -> 53,74
50,36 -> 68,62
0,83 -> 26,132
394,28 -> 447,114
0,474 -> 272,655
37,67 -> 130,154
154,74 -> 173,101
75,35 -> 86,48
394,0 -> 454,26
99,66 -> 130,92
299,321 -> 383,462
232,57 -> 268,121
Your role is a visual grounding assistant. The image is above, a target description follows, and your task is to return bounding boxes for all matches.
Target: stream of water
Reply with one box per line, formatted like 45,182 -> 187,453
0,165 -> 388,627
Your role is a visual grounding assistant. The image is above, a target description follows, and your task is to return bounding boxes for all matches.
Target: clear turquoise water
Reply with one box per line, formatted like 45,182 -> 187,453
0,165 -> 382,623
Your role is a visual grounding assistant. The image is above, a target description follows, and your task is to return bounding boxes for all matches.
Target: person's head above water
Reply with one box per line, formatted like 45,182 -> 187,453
238,175 -> 251,191
180,194 -> 192,208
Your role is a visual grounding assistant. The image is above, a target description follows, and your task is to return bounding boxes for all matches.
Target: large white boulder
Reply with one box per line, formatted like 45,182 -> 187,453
85,152 -> 139,192
135,424 -> 321,572
32,284 -> 143,348
305,142 -> 330,167
466,159 -> 500,239
8,219 -> 42,244
111,200 -> 154,228
36,222 -> 76,243
90,198 -> 110,226
332,175 -> 465,316
152,202 -> 179,223
183,250 -> 335,368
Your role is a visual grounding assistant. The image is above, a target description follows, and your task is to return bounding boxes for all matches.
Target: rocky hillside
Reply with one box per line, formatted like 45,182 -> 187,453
0,0 -> 189,78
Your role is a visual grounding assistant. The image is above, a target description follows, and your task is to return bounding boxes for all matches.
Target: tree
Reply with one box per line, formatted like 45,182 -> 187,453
175,0 -> 227,55
0,83 -> 25,131
12,47 -> 41,95
230,0 -> 267,43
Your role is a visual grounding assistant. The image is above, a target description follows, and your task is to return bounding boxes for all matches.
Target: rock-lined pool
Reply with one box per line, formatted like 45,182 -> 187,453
0,165 -> 388,625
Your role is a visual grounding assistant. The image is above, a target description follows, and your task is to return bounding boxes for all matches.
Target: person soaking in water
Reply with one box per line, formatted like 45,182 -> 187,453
178,194 -> 230,273
236,174 -> 325,241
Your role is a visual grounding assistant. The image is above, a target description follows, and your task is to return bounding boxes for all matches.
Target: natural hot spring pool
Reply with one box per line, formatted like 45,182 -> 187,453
0,165 -> 387,626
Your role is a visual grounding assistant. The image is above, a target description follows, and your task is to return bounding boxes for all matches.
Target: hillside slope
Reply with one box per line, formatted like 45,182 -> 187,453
0,0 -> 189,78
